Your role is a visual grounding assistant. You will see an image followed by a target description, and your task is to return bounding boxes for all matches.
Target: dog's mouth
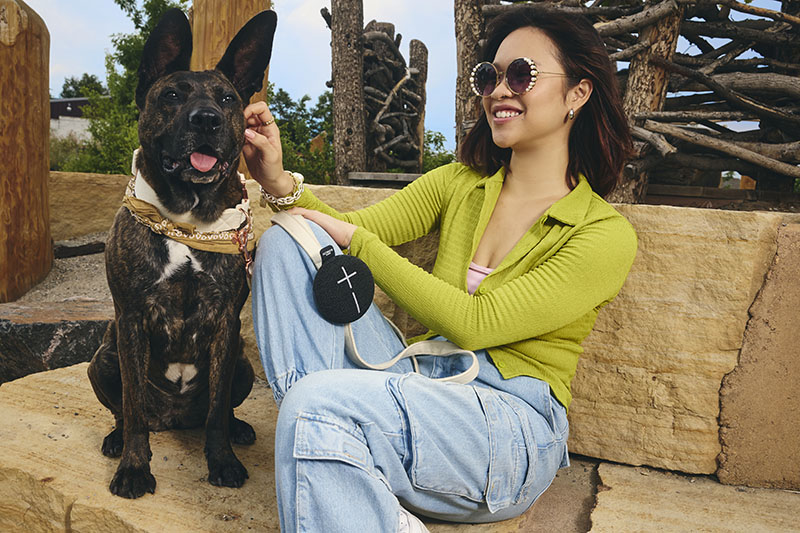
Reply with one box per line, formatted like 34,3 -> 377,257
162,146 -> 231,184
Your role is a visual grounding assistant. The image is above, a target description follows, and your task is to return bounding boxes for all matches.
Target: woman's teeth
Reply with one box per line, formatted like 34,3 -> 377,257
495,110 -> 521,119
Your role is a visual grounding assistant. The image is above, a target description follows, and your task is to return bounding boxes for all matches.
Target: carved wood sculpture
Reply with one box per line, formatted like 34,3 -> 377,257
458,0 -> 800,203
324,2 -> 428,183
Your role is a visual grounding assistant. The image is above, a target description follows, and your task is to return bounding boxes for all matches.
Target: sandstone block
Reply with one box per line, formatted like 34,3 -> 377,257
0,300 -> 113,384
718,224 -> 800,489
569,205 -> 784,474
590,463 -> 800,532
0,364 -> 280,532
49,172 -> 130,241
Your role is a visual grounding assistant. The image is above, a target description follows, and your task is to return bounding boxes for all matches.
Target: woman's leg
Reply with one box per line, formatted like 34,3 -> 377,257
251,221 -> 411,404
273,366 -> 568,533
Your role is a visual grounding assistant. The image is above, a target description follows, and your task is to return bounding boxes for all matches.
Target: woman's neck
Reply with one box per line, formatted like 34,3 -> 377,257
506,136 -> 572,198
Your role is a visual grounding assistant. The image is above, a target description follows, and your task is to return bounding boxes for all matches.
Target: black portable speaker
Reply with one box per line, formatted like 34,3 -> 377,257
312,245 -> 374,324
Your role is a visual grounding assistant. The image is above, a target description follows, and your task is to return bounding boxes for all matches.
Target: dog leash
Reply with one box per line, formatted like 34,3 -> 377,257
271,211 -> 480,384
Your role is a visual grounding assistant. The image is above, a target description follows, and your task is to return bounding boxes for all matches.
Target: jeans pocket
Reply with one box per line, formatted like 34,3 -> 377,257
293,412 -> 390,488
473,387 -> 534,513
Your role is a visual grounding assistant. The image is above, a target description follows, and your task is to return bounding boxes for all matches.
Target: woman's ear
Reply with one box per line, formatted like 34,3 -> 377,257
569,78 -> 593,112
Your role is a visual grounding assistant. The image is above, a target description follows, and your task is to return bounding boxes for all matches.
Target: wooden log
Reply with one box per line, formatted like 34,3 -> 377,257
609,0 -> 683,204
644,120 -> 800,179
190,0 -> 271,180
0,0 -> 52,302
409,39 -> 428,173
331,0 -> 367,185
190,0 -> 271,103
681,20 -> 798,46
455,0 -> 498,149
651,56 -> 800,129
483,3 -> 644,19
594,0 -> 680,37
636,110 -> 757,121
631,126 -> 677,156
687,0 -> 800,27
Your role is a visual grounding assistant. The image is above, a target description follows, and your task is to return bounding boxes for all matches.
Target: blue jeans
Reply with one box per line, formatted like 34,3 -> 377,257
251,222 -> 570,533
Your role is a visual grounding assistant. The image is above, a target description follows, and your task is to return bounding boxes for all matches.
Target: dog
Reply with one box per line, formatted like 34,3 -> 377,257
87,8 -> 276,499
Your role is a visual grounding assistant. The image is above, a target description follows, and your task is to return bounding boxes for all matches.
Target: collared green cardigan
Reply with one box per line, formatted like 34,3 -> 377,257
289,163 -> 638,409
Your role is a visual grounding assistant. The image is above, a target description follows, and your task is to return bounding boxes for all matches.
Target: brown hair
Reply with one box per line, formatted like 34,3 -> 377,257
458,7 -> 632,198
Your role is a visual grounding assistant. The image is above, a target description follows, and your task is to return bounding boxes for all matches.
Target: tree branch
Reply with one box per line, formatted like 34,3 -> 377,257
644,120 -> 800,178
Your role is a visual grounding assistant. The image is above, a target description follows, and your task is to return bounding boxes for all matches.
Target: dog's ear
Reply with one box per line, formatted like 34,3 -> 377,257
215,10 -> 277,104
135,8 -> 193,110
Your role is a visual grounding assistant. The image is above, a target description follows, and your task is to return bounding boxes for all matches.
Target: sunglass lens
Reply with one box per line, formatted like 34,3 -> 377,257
507,58 -> 534,94
473,63 -> 498,96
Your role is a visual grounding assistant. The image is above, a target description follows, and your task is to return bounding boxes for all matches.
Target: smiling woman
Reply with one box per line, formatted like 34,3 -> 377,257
243,5 -> 638,533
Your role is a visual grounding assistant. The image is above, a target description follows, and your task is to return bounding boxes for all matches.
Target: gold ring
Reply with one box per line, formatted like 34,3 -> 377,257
262,118 -> 275,127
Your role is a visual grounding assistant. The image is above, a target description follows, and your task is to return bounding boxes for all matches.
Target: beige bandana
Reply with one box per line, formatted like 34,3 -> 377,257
123,149 -> 256,255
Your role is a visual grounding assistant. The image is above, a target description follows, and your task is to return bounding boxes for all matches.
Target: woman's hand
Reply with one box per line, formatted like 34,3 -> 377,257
289,207 -> 357,249
243,101 -> 294,196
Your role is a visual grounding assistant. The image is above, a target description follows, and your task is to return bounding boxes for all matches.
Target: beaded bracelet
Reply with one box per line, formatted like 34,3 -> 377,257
259,171 -> 304,208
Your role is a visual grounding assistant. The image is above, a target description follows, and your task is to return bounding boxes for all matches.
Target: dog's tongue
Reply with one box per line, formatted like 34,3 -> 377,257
190,152 -> 217,172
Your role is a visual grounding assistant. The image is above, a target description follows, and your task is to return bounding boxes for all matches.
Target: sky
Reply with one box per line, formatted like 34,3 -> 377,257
24,0 -> 459,149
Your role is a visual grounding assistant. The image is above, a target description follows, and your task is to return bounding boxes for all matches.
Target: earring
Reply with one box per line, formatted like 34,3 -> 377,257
568,109 -> 575,121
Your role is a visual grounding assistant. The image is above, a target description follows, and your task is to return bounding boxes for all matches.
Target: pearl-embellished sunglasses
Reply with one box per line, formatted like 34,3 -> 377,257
470,57 -> 572,97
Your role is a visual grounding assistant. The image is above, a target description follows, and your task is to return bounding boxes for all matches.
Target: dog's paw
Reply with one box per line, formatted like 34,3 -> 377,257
101,427 -> 124,457
208,456 -> 249,488
109,466 -> 156,499
230,417 -> 256,446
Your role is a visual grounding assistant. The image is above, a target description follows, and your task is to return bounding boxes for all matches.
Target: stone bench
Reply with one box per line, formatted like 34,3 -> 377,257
1,173 -> 798,529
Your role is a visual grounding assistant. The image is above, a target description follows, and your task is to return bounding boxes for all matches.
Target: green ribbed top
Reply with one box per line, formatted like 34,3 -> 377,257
290,163 -> 637,408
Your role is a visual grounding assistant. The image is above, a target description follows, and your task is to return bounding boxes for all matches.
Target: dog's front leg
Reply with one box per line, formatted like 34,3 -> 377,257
205,317 -> 248,487
110,313 -> 157,498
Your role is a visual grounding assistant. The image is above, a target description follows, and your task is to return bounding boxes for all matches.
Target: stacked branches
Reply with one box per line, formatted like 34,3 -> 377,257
479,0 -> 800,193
362,21 -> 428,171
322,8 -> 428,174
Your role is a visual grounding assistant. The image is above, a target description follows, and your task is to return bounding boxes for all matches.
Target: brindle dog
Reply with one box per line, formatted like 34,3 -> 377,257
87,8 -> 276,499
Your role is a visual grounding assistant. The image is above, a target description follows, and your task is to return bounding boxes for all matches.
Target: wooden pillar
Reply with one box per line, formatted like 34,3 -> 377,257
331,0 -> 366,185
189,0 -> 271,179
454,0 -> 497,151
410,39 -> 428,173
608,0 -> 683,203
0,0 -> 52,302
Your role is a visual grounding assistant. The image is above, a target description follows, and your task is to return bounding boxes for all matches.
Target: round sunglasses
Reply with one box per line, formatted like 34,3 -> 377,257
470,57 -> 572,97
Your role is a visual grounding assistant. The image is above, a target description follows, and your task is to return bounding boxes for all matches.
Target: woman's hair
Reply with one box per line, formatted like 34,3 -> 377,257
458,7 -> 632,197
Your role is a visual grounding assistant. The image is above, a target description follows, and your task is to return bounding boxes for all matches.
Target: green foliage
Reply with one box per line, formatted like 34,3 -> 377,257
422,130 -> 456,173
267,84 -> 335,185
60,74 -> 108,98
62,0 -> 186,174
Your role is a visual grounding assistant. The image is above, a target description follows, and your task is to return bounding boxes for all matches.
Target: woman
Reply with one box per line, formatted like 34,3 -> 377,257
243,7 -> 636,532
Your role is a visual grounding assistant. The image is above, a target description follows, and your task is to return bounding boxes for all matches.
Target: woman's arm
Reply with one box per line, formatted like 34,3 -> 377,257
350,214 -> 638,350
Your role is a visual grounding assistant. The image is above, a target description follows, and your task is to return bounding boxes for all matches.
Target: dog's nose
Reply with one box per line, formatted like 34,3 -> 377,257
188,108 -> 222,133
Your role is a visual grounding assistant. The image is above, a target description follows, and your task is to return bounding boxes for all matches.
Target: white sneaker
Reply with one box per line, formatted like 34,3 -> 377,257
397,507 -> 430,533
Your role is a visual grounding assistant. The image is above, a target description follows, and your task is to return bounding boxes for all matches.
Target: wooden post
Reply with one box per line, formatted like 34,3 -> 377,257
608,0 -> 683,203
454,0 -> 497,150
189,0 -> 271,179
189,0 -> 271,104
410,39 -> 428,172
0,0 -> 52,302
331,0 -> 366,185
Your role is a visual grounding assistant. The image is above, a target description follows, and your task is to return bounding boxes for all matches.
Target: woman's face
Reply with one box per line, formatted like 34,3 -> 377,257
482,27 -> 573,152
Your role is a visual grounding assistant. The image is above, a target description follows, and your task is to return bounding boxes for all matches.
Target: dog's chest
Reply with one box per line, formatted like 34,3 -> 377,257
159,239 -> 204,283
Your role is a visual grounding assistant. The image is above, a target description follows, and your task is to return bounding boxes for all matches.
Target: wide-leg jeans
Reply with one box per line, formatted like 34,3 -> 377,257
251,221 -> 570,533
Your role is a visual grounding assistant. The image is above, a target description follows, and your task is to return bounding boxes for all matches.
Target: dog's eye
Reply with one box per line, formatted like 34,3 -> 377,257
162,90 -> 179,101
221,94 -> 236,105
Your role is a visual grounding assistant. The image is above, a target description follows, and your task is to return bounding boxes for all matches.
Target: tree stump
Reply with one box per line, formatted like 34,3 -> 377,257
331,0 -> 367,185
0,0 -> 52,303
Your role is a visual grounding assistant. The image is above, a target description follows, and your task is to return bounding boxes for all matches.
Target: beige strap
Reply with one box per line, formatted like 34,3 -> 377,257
271,211 -> 479,384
